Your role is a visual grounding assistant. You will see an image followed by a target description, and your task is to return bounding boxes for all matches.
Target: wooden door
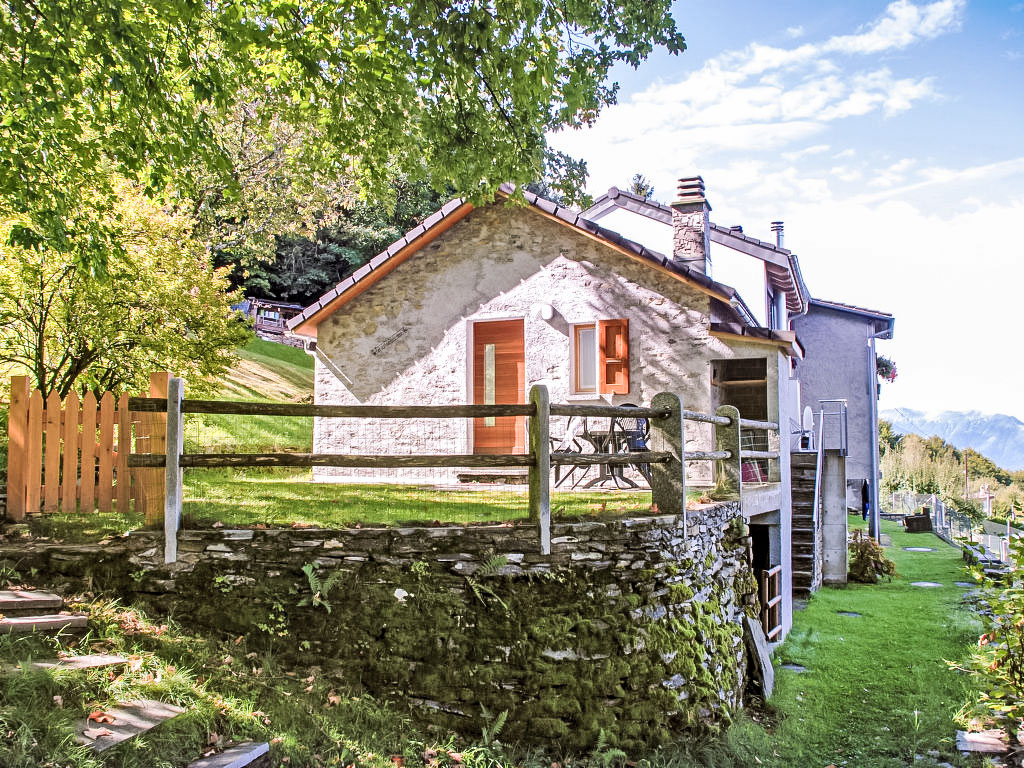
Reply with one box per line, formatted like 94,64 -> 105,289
472,319 -> 525,454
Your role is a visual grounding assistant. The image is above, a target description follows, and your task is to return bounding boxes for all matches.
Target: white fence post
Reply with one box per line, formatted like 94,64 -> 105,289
164,376 -> 184,564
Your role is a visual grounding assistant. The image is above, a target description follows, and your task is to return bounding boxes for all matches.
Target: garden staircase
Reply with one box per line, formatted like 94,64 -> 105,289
1,587 -> 270,767
790,452 -> 822,598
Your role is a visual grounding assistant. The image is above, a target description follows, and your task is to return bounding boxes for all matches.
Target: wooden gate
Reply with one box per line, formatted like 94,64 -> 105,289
6,373 -> 169,522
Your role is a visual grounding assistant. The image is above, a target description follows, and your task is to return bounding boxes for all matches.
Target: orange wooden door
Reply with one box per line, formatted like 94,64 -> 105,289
472,319 -> 525,454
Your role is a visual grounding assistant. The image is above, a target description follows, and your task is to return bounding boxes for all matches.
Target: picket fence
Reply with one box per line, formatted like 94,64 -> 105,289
6,373 -> 169,523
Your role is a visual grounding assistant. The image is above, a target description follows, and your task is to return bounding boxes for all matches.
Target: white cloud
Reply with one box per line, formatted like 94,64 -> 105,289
550,1 -> 951,196
786,26 -> 805,39
782,144 -> 831,161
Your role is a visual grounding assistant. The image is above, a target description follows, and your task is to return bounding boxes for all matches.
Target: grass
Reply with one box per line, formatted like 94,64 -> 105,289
185,337 -> 314,454
0,597 -> 509,768
720,519 -> 984,768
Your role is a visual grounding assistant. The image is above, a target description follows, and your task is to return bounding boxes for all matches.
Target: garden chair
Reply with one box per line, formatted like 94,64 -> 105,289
612,405 -> 652,487
550,416 -> 595,488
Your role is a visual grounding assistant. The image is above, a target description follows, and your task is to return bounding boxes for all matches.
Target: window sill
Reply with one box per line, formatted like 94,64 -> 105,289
567,393 -> 605,402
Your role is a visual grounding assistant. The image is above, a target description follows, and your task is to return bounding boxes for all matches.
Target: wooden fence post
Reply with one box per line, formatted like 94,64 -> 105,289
98,392 -> 115,511
7,376 -> 30,520
164,377 -> 185,564
43,391 -> 61,513
714,405 -> 742,501
80,391 -> 97,513
26,389 -> 43,515
528,384 -> 551,555
650,392 -> 686,520
143,372 -> 170,526
61,391 -> 79,513
116,394 -> 130,514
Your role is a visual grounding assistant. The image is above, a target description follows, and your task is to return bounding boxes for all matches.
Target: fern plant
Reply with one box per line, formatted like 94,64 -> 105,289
480,707 -> 508,747
299,563 -> 344,613
590,729 -> 627,768
465,555 -> 510,611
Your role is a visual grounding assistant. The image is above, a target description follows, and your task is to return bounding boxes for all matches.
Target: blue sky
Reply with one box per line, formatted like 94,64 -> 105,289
550,0 -> 1024,421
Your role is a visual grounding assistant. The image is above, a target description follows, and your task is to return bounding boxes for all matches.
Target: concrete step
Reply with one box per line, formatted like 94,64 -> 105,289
75,698 -> 186,752
188,742 -> 271,768
0,589 -> 63,617
0,613 -> 88,635
5,653 -> 127,674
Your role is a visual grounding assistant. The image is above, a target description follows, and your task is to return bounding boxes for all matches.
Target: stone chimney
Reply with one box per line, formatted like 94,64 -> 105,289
670,176 -> 712,275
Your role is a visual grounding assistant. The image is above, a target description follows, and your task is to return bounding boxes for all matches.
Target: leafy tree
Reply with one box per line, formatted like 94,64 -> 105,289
878,419 -> 902,456
233,176 -> 448,304
0,178 -> 250,398
628,173 -> 655,199
965,448 -> 1011,486
1,0 -> 685,270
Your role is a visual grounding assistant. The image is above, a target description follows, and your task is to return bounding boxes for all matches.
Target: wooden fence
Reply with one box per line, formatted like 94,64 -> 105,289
125,379 -> 780,564
6,373 -> 170,522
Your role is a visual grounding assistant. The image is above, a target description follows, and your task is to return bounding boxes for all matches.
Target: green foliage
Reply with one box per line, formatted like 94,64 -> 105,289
628,173 -> 655,199
0,178 -> 250,397
965,447 -> 1012,485
875,354 -> 897,383
479,707 -> 508,747
877,419 -> 902,457
464,556 -> 511,611
232,176 -> 447,304
591,728 -> 628,768
848,529 -> 897,584
944,496 -> 984,525
960,538 -> 1024,736
1,0 -> 686,272
299,563 -> 344,613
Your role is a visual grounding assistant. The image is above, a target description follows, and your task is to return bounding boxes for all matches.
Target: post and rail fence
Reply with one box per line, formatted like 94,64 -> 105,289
6,375 -> 780,566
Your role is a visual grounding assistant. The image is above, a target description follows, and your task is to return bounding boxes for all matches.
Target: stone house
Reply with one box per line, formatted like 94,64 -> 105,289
287,177 -> 807,639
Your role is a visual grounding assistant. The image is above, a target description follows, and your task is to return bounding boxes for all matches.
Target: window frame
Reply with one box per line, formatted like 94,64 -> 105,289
572,323 -> 599,394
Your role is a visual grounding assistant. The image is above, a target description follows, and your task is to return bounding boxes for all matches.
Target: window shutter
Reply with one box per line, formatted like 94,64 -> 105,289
598,319 -> 630,394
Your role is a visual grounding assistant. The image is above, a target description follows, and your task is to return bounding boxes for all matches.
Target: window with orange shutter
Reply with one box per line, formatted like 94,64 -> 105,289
598,319 -> 630,394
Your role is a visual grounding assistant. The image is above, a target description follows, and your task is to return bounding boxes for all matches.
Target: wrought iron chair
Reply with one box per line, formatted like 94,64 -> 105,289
612,404 -> 652,487
550,416 -> 595,488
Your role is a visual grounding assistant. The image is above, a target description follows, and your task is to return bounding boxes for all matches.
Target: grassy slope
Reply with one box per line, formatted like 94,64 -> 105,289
185,337 -> 315,453
726,520 -> 982,768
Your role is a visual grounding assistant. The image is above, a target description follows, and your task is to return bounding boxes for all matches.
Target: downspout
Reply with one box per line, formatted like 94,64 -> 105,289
868,328 -> 887,541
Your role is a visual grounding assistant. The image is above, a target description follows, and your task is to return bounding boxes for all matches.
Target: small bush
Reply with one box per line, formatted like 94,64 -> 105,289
848,529 -> 897,583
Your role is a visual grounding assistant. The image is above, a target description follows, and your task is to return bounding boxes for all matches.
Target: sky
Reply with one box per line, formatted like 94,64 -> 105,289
548,0 -> 1024,421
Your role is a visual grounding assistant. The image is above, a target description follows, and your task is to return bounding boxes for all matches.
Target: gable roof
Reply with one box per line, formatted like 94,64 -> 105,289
807,298 -> 895,338
583,187 -> 810,316
287,185 -> 749,337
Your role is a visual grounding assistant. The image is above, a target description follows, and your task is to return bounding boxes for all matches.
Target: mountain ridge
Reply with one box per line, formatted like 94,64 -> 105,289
880,407 -> 1024,471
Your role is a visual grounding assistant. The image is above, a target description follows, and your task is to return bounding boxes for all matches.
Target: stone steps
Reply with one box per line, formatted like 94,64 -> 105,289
4,653 -> 127,674
188,742 -> 272,768
0,613 -> 88,635
75,698 -> 186,752
0,589 -> 63,617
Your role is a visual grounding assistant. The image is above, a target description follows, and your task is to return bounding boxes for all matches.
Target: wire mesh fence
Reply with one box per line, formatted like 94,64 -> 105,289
180,411 -> 654,528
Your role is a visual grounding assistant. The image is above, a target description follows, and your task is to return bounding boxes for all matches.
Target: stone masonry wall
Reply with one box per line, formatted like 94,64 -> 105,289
1,503 -> 757,751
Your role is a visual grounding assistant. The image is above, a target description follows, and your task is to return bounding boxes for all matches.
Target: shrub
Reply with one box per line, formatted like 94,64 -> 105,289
848,530 -> 897,584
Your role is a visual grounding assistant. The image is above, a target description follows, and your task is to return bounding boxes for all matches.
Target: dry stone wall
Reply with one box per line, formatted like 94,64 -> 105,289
2,503 -> 757,751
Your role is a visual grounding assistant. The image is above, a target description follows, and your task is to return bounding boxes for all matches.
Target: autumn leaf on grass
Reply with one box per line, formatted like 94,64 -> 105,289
88,711 -> 116,724
325,690 -> 341,707
391,756 -> 405,767
447,752 -> 464,764
83,727 -> 113,741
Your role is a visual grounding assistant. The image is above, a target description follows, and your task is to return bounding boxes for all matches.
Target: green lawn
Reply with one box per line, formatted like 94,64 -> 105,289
723,520 -> 983,768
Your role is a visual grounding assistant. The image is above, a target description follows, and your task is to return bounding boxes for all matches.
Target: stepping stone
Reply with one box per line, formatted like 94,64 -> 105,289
903,547 -> 935,552
910,581 -> 943,588
0,589 -> 63,617
955,581 -> 974,587
956,729 -> 1008,754
837,611 -> 861,617
879,534 -> 892,546
75,698 -> 185,752
0,613 -> 88,635
4,654 -> 127,674
780,663 -> 807,673
188,742 -> 271,768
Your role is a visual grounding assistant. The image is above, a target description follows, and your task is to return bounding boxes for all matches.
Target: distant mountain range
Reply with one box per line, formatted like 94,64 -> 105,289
880,408 -> 1024,471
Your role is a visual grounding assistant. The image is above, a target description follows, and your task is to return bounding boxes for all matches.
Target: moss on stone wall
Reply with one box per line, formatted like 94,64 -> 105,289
0,504 -> 757,752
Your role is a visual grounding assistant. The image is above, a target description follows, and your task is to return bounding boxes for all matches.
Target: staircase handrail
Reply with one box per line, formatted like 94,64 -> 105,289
811,408 -> 825,529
